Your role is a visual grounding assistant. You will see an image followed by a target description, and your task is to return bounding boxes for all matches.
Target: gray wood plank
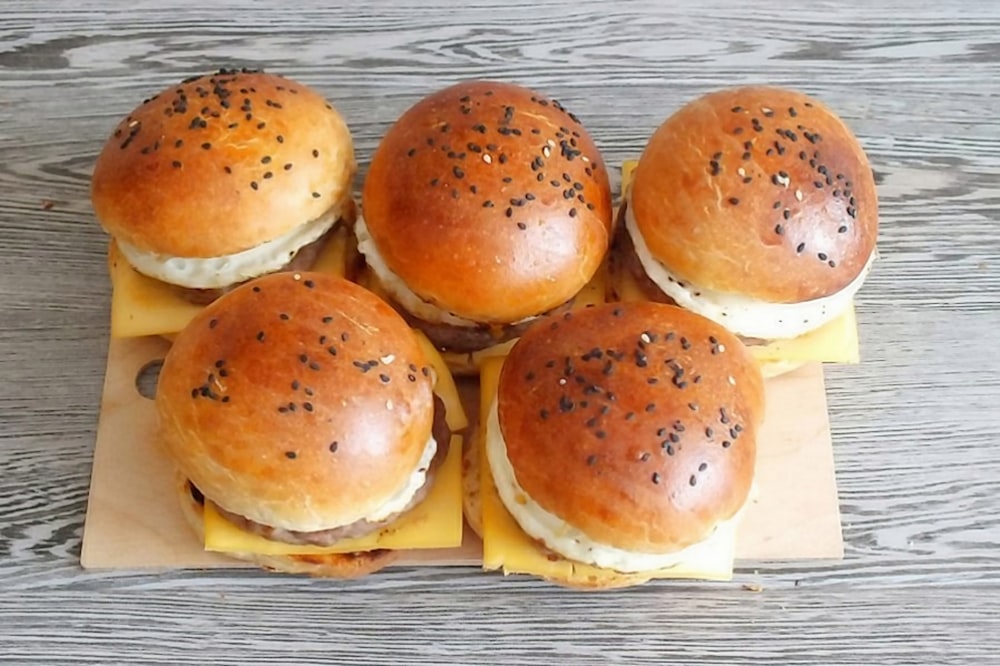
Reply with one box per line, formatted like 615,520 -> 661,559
1,0 -> 999,662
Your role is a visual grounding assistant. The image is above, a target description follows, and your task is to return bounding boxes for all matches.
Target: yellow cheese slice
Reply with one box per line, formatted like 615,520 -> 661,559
204,433 -> 463,555
478,358 -> 735,582
616,159 -> 860,366
108,226 -> 354,338
414,331 -> 468,431
202,333 -> 465,556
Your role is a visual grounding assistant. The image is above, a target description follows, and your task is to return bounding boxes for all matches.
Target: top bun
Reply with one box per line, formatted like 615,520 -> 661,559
497,303 -> 764,553
362,80 -> 613,323
156,272 -> 435,533
92,69 -> 355,258
631,86 -> 878,302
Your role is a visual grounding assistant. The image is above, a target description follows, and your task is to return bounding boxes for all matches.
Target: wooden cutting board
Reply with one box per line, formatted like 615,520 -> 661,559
81,335 -> 843,570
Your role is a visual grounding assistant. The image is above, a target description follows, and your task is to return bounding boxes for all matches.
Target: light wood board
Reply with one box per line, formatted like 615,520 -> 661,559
81,335 -> 842,570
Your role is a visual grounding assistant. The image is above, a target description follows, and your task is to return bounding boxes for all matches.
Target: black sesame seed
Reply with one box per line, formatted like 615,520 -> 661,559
587,454 -> 598,466
728,197 -> 740,205
689,475 -> 698,486
796,242 -> 806,253
256,331 -> 265,342
303,402 -> 314,412
312,192 -> 321,198
652,472 -> 661,485
285,451 -> 297,459
775,224 -> 784,235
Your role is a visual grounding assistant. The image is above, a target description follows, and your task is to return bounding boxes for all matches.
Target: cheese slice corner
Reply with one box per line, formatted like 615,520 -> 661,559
477,357 -> 735,583
108,226 -> 353,338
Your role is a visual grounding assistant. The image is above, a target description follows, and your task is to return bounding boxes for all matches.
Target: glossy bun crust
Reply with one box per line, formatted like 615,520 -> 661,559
362,80 -> 613,323
92,69 -> 355,258
631,86 -> 878,302
157,272 -> 435,533
497,303 -> 764,554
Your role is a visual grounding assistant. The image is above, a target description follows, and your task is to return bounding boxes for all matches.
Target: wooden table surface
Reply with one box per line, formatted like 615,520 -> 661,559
2,1 -> 999,663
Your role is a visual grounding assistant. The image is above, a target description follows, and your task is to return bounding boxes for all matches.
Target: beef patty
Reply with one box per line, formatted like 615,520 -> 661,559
391,293 -> 576,354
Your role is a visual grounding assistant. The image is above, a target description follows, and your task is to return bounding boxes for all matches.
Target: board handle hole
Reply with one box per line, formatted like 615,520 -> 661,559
135,360 -> 164,400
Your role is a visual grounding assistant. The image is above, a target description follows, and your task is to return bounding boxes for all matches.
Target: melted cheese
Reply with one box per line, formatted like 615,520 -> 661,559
108,226 -> 354,338
203,340 -> 466,556
414,331 -> 468,431
204,433 -> 463,555
615,160 -> 860,366
478,358 -> 736,582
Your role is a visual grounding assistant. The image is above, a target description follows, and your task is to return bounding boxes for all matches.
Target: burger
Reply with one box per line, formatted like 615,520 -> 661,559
155,272 -> 465,576
359,80 -> 613,374
615,86 -> 878,375
476,302 -> 764,588
91,68 -> 358,338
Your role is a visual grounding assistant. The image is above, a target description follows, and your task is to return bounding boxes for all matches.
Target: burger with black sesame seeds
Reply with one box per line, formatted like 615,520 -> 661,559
156,272 -> 466,577
358,80 -> 614,375
473,302 -> 764,588
92,69 -> 359,338
613,86 -> 878,376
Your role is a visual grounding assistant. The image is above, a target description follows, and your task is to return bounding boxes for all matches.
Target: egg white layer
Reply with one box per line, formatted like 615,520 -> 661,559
365,433 -> 438,523
354,215 -> 480,328
117,205 -> 342,290
485,399 -> 737,573
624,192 -> 873,340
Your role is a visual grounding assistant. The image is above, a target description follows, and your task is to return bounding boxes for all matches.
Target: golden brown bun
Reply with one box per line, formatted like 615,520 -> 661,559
176,477 -> 397,577
543,566 -> 653,590
497,303 -> 764,554
362,80 -> 612,323
92,69 -> 355,258
157,272 -> 435,533
631,86 -> 878,302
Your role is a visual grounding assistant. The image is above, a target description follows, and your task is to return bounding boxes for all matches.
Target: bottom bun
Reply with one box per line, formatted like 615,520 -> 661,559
461,429 -> 484,539
177,476 -> 398,578
541,566 -> 653,591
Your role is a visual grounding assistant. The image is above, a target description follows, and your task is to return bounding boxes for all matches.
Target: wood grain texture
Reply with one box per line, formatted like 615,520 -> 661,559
1,0 -> 999,662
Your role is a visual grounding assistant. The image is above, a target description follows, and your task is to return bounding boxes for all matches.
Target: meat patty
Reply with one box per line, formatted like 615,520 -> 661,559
393,295 -> 576,353
191,395 -> 452,547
